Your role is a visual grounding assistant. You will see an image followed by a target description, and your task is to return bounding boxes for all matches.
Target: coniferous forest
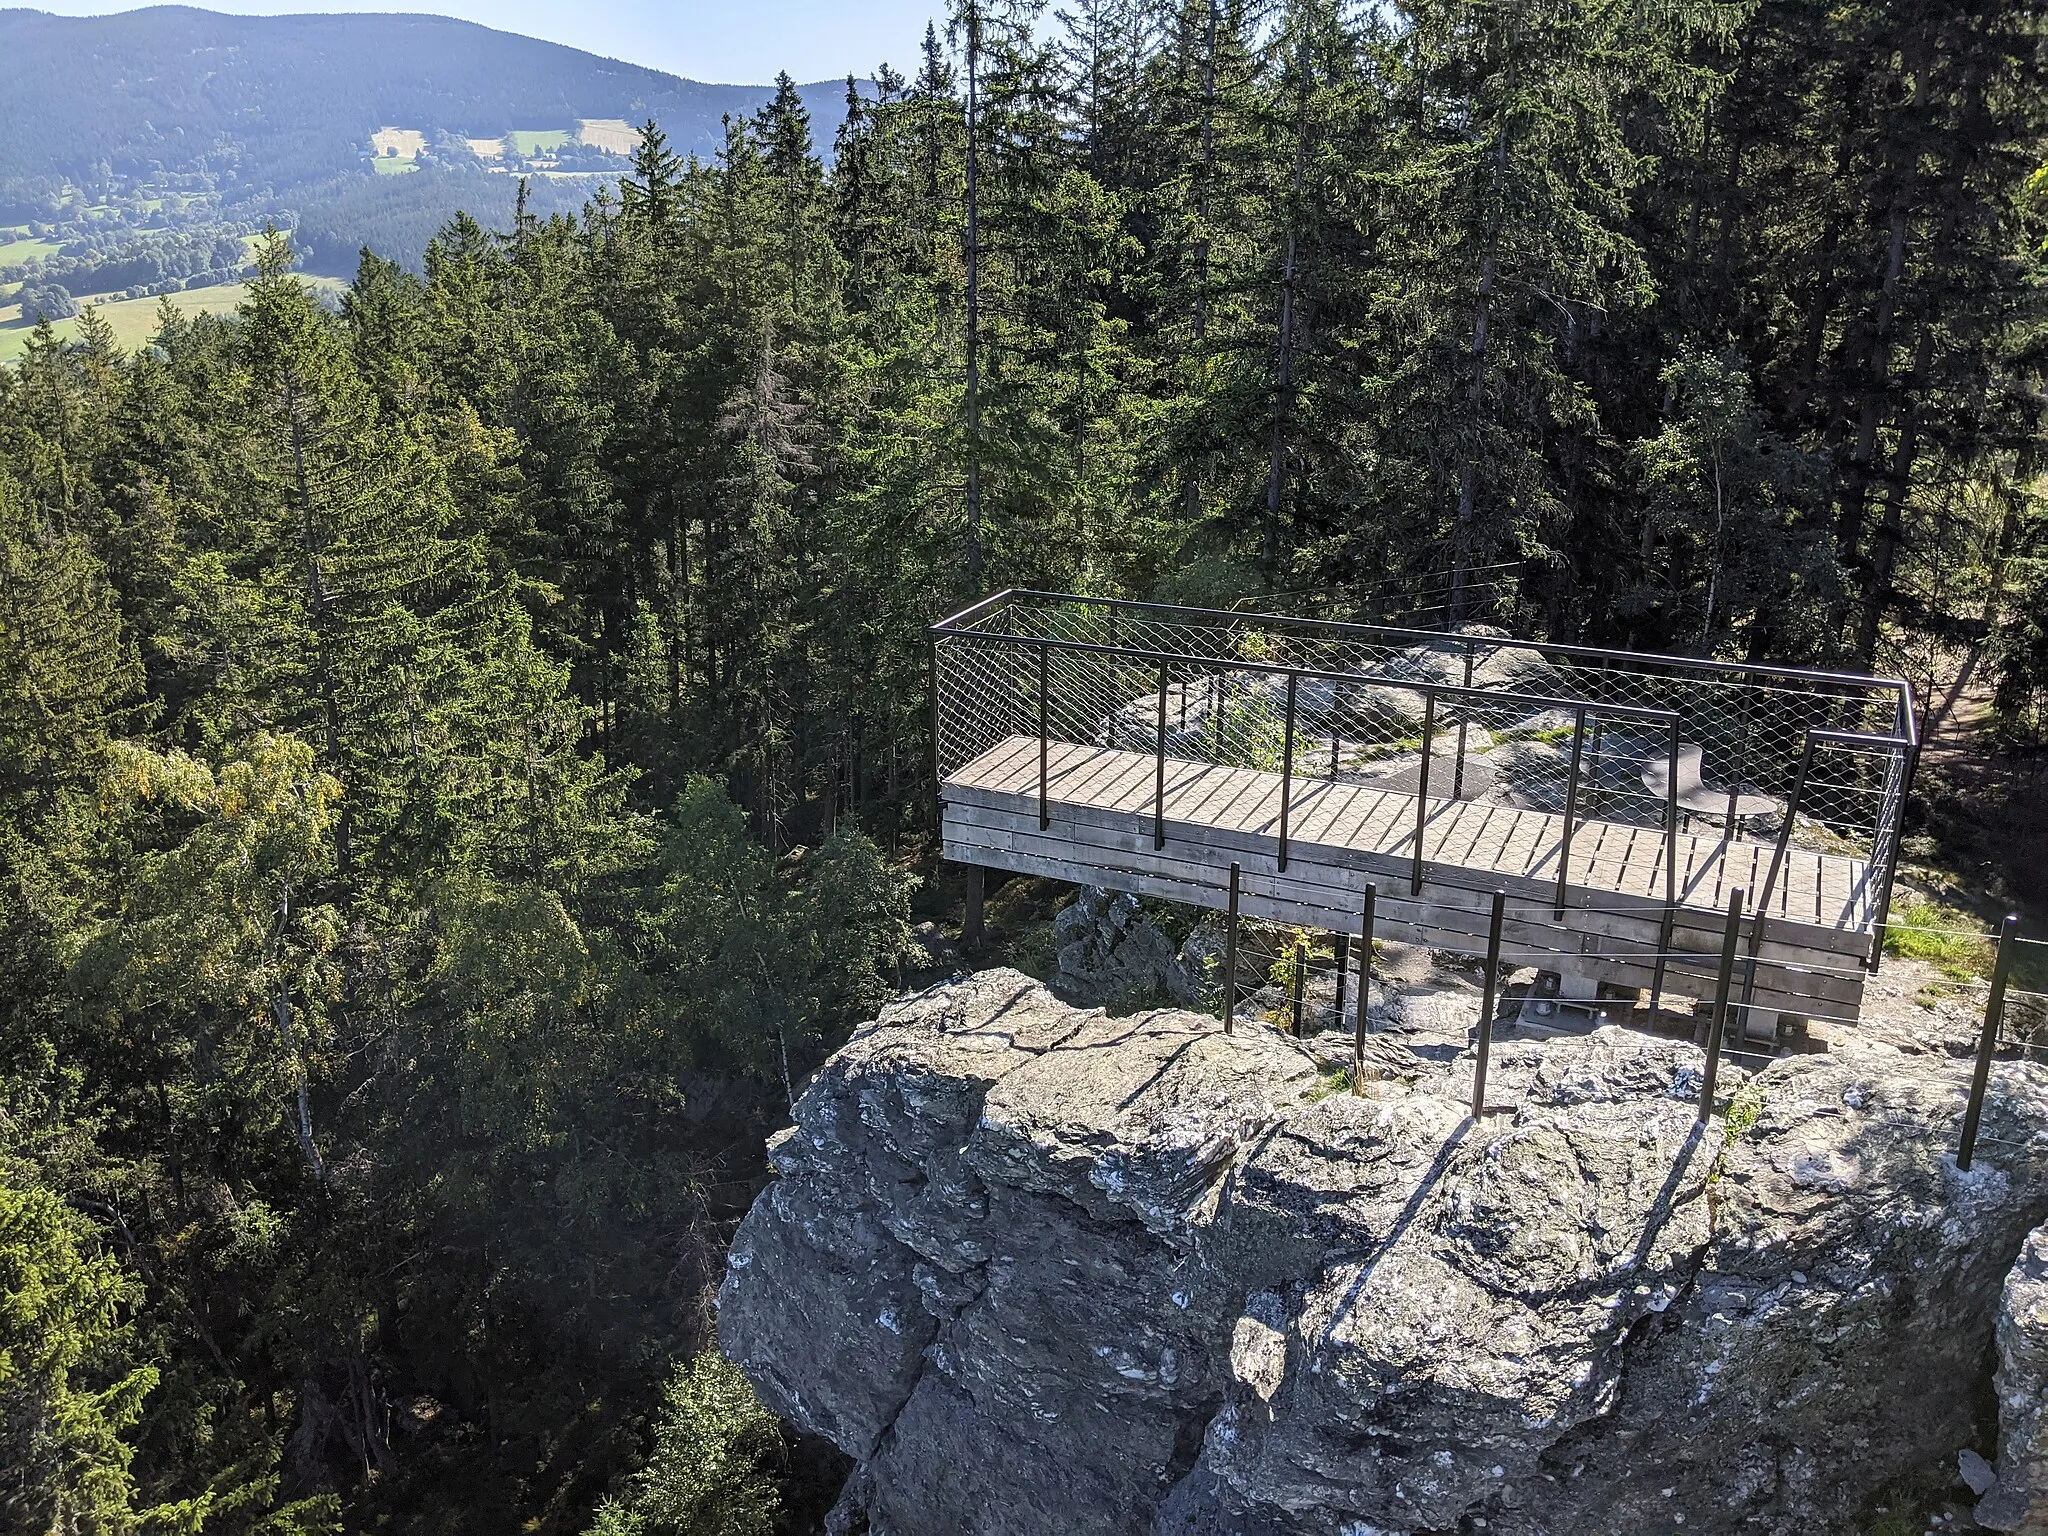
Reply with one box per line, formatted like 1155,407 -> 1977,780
3,0 -> 2047,1531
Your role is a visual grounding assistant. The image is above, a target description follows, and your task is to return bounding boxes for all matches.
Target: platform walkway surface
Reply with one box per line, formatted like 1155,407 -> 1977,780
942,735 -> 1876,1021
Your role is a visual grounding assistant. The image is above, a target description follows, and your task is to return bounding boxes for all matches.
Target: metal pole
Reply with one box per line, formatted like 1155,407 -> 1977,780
1333,934 -> 1349,1026
1473,889 -> 1505,1121
1290,937 -> 1307,1036
1037,641 -> 1050,830
1278,672 -> 1297,871
1413,689 -> 1436,896
1958,914 -> 2018,1172
1698,886 -> 1746,1123
1648,905 -> 1675,1023
927,638 -> 943,834
1155,655 -> 1168,850
1555,705 -> 1587,919
1757,735 -> 1814,924
1664,716 -> 1681,914
1724,695 -> 1753,838
1585,715 -> 1606,821
1647,714 -> 1681,1023
1453,641 -> 1474,799
1352,883 -> 1377,1095
1867,742 -> 1920,974
1222,862 -> 1241,1035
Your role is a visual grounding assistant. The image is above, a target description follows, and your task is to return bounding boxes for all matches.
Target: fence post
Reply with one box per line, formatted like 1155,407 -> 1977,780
1037,642 -> 1050,830
1413,690 -> 1437,896
1958,914 -> 2019,1172
1278,673 -> 1298,871
1353,884 -> 1377,1095
1333,934 -> 1350,1028
1473,889 -> 1505,1121
1154,655 -> 1169,850
1222,861 -> 1242,1035
1291,937 -> 1307,1036
1698,886 -> 1746,1123
1555,705 -> 1587,919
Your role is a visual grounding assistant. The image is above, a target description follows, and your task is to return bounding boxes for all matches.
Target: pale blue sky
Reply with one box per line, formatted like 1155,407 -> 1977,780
28,0 -> 947,84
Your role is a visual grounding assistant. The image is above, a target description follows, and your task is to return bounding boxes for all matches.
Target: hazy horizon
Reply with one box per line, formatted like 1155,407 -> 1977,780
15,0 -> 944,86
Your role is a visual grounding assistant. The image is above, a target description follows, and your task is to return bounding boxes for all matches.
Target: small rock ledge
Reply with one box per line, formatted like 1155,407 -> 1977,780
718,969 -> 2048,1535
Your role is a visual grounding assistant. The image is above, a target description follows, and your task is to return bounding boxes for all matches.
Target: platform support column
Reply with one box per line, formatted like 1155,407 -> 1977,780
1290,937 -> 1307,1036
962,864 -> 986,949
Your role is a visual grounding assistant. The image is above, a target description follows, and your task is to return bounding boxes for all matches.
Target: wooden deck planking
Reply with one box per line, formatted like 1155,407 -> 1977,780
949,736 -> 1873,938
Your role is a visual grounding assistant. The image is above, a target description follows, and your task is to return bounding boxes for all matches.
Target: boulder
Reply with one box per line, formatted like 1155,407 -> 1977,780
720,971 -> 2048,1536
1050,886 -> 1195,1008
1980,1221 -> 2048,1531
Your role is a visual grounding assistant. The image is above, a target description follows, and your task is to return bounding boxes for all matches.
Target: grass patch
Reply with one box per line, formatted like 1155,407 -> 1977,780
0,278 -> 348,364
371,158 -> 420,176
0,235 -> 61,266
1306,1066 -> 1351,1103
509,128 -> 572,155
1882,898 -> 1996,980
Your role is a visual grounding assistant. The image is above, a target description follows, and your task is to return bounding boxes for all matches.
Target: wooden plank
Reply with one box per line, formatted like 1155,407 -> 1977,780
945,832 -> 1863,1017
947,804 -> 1871,996
946,735 -> 1876,959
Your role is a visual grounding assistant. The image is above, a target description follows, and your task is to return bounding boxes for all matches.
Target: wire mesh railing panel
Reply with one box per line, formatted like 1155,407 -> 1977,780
935,592 -> 1913,941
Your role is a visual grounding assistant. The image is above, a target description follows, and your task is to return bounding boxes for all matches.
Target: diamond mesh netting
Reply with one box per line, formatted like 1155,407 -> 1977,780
935,592 -> 1915,930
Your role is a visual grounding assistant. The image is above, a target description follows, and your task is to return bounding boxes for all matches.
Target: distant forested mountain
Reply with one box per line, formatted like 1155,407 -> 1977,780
0,6 -> 855,266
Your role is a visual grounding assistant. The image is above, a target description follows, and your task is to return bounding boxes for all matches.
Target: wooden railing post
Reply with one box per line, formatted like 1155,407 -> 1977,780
1958,914 -> 2018,1172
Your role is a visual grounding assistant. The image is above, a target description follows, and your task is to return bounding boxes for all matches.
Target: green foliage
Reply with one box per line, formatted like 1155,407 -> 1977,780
1882,899 -> 1997,980
0,1166 -> 156,1534
0,3 -> 2042,1533
586,1352 -> 782,1536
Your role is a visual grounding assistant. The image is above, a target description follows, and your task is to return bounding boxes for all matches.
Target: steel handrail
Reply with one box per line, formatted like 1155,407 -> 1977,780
932,588 -> 1920,730
931,624 -> 1687,728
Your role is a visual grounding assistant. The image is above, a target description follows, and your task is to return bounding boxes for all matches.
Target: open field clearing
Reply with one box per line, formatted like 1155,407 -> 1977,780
577,118 -> 637,153
370,126 -> 426,158
466,136 -> 505,158
372,158 -> 419,175
0,276 -> 347,363
0,234 -> 62,265
509,128 -> 571,154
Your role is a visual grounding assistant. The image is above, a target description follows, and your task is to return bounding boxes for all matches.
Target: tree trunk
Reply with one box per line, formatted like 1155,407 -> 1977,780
962,6 -> 985,583
1262,26 -> 1312,580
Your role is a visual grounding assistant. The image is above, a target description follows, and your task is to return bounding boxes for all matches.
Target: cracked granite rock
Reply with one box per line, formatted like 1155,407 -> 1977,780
717,969 -> 2048,1536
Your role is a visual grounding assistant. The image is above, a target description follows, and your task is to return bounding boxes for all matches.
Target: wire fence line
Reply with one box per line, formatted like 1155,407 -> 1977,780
936,591 -> 1918,966
930,593 -> 2044,1171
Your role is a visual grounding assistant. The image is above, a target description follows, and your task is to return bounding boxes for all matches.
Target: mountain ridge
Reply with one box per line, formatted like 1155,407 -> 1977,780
0,6 -> 852,191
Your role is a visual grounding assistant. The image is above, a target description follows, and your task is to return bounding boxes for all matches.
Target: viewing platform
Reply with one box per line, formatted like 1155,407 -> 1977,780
933,591 -> 1918,1030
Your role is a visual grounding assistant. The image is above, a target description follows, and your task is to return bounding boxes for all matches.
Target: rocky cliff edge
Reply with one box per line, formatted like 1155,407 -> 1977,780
718,968 -> 2048,1535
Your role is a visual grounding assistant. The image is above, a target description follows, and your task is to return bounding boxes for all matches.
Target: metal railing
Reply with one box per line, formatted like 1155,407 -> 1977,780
933,591 -> 1917,967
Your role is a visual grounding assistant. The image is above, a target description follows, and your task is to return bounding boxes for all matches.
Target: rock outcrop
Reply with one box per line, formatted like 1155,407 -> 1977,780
718,969 -> 2048,1535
